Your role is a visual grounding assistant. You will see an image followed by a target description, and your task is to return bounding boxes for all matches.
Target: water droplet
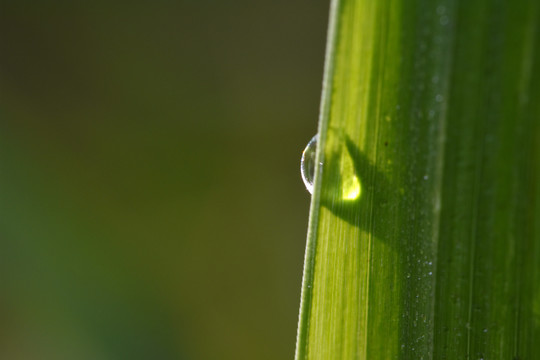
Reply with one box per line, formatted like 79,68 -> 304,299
301,135 -> 318,194
301,132 -> 362,200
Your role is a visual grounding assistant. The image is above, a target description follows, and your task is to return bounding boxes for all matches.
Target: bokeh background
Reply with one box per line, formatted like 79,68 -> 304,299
0,2 -> 328,359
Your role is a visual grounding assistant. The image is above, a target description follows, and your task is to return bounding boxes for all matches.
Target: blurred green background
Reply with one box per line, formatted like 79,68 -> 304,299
0,2 -> 327,359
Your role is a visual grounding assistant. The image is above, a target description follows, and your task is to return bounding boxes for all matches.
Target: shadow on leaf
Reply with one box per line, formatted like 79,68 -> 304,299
319,132 -> 397,239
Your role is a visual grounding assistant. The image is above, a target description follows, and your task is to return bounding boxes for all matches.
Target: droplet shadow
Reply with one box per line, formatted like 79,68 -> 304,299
319,132 -> 398,240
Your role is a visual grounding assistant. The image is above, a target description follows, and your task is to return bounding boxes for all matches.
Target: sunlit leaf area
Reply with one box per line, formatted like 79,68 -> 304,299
296,0 -> 539,359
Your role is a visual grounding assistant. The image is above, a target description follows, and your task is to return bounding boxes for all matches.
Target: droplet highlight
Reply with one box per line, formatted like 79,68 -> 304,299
339,148 -> 361,200
301,135 -> 318,194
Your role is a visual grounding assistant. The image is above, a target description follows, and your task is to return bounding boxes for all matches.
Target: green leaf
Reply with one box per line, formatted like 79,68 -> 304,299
295,0 -> 540,359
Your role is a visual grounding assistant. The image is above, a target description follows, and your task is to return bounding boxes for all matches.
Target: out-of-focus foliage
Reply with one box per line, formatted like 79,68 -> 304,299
0,1 -> 328,359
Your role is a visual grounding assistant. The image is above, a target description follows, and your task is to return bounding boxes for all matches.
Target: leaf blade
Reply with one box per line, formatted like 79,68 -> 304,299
295,0 -> 540,359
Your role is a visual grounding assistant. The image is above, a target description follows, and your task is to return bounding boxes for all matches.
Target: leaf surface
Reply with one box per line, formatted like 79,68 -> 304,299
295,0 -> 540,359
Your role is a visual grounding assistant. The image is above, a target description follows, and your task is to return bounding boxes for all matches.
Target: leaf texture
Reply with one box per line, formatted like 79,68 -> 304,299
295,0 -> 540,359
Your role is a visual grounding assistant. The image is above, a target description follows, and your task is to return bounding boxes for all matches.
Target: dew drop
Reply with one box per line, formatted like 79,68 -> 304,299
301,135 -> 318,194
301,133 -> 362,199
